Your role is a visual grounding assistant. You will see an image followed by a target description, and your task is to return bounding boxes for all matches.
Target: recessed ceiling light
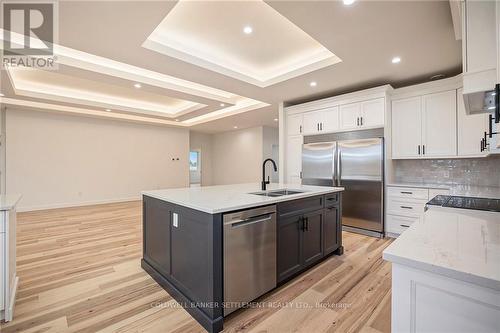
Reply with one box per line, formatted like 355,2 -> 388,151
105,109 -> 111,112
310,81 -> 317,87
274,118 -> 278,122
391,57 -> 401,64
133,83 -> 142,88
0,93 -> 4,97
243,26 -> 253,34
233,126 -> 238,129
220,103 -> 225,107
343,0 -> 355,5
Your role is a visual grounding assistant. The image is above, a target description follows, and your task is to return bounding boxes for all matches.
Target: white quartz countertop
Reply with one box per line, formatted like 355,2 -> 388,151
387,182 -> 500,200
383,206 -> 500,290
142,183 -> 344,214
0,194 -> 22,211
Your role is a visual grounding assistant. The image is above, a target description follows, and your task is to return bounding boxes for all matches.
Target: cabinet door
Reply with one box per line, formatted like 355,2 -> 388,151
286,135 -> 303,184
287,114 -> 303,136
322,106 -> 340,133
302,111 -> 323,135
323,207 -> 339,255
302,210 -> 323,267
340,102 -> 361,130
361,98 -> 385,128
457,88 -> 488,156
391,97 -> 422,158
422,90 -> 457,157
277,215 -> 302,282
0,233 -> 4,311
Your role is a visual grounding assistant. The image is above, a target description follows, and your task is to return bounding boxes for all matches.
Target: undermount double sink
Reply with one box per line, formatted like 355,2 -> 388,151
249,189 -> 306,197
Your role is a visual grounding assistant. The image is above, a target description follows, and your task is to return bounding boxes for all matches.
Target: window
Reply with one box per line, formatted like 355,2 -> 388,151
189,151 -> 199,171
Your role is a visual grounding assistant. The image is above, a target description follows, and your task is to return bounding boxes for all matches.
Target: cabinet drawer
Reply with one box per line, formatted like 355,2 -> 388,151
386,214 -> 419,235
324,193 -> 339,207
387,186 -> 429,200
387,197 -> 427,217
278,195 -> 323,217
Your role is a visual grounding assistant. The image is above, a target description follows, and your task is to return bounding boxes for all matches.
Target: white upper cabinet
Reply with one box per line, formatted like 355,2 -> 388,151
340,98 -> 384,130
392,97 -> 422,159
422,90 -> 457,157
392,90 -> 458,159
322,106 -> 340,133
339,103 -> 361,130
457,88 -> 488,156
462,0 -> 497,81
287,114 -> 303,136
286,135 -> 303,185
302,107 -> 339,135
461,0 -> 498,113
361,98 -> 385,128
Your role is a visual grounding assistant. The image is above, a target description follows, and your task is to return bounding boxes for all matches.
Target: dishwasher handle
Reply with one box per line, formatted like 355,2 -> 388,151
225,213 -> 274,228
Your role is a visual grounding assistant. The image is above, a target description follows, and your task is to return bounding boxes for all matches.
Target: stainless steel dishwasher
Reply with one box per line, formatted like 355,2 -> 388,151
223,205 -> 277,316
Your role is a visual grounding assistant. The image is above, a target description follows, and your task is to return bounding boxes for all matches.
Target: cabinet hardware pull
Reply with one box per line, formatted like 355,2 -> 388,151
400,206 -> 413,209
400,191 -> 413,194
317,123 -> 319,131
400,224 -> 410,228
360,117 -> 363,126
422,145 -> 425,155
418,145 -> 420,155
327,197 -> 336,201
357,117 -> 359,126
305,217 -> 309,231
299,125 -> 302,133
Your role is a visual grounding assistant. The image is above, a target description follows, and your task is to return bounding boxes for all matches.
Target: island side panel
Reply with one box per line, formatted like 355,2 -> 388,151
142,195 -> 223,333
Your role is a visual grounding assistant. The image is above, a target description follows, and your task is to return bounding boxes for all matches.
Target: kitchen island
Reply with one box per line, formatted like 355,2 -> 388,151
383,205 -> 500,332
141,183 -> 344,333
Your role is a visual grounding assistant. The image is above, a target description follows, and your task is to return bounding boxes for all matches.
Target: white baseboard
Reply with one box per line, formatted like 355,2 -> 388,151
17,196 -> 140,212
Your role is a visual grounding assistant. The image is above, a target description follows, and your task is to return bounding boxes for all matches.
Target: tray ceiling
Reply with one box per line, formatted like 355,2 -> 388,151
143,0 -> 342,87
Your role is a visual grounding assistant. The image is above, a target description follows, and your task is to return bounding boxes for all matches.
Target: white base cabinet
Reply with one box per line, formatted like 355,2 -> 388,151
386,186 -> 449,237
392,263 -> 500,333
0,205 -> 19,322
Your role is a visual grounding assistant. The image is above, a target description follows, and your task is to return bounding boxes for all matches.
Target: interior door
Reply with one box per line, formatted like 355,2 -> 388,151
422,90 -> 457,157
339,102 -> 361,130
361,98 -> 385,128
286,135 -> 303,184
391,97 -> 422,158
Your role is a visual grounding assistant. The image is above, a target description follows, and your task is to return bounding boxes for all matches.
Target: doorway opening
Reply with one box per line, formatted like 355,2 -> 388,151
189,149 -> 201,187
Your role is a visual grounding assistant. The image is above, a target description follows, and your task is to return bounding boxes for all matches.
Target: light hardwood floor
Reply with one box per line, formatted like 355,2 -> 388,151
0,201 -> 392,333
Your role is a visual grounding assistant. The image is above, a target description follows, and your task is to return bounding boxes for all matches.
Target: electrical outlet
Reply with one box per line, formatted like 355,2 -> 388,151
172,213 -> 179,227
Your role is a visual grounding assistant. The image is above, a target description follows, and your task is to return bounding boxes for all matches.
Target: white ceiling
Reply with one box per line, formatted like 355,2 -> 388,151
0,0 -> 461,133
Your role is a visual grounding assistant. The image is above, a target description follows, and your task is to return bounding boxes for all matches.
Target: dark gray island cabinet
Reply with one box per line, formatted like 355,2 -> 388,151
141,186 -> 343,333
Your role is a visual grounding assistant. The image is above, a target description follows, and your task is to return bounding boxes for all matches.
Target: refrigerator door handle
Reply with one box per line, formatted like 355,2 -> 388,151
336,145 -> 342,186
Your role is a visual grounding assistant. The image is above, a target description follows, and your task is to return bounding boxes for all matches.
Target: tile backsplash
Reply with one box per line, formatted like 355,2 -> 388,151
394,156 -> 500,187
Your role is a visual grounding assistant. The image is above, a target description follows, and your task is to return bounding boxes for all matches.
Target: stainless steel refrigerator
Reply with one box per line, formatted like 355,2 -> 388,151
302,129 -> 384,236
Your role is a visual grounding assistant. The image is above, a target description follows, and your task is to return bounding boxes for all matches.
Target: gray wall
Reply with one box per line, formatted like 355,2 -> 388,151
394,156 -> 500,187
